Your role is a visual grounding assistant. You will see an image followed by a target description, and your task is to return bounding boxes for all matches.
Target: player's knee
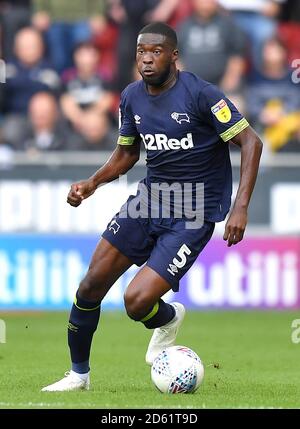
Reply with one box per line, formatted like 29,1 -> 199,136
124,289 -> 152,321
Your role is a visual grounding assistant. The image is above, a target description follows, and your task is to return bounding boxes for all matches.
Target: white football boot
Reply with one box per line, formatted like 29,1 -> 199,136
145,302 -> 186,366
41,370 -> 90,392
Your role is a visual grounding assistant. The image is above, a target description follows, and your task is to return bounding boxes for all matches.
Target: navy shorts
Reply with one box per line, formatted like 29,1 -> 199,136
102,198 -> 215,291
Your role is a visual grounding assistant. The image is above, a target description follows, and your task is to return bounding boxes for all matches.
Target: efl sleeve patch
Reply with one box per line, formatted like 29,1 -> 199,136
219,118 -> 249,142
117,135 -> 136,145
211,99 -> 232,123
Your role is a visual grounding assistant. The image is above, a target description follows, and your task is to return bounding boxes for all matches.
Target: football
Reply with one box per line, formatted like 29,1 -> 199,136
151,345 -> 204,394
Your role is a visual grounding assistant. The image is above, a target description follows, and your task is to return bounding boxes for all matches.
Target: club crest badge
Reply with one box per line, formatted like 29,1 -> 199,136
171,112 -> 190,124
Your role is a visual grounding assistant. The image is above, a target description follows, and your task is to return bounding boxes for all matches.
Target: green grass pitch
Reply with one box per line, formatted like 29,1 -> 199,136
0,310 -> 299,409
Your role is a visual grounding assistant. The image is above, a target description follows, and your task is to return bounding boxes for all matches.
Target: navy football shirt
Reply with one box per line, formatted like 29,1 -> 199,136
118,71 -> 249,222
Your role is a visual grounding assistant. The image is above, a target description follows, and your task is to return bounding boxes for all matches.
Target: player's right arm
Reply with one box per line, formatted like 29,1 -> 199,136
67,141 -> 140,207
67,85 -> 140,207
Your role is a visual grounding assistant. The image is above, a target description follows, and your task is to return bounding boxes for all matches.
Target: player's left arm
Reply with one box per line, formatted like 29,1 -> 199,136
200,84 -> 263,247
224,126 -> 263,247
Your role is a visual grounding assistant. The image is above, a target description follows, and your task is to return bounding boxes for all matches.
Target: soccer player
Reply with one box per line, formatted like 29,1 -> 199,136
42,22 -> 262,391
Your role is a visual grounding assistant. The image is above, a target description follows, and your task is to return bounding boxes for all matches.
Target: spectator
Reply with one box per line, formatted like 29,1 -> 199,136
3,92 -> 79,151
277,0 -> 300,65
0,0 -> 32,59
246,37 -> 300,152
73,110 -> 117,151
32,0 -> 105,73
145,0 -> 193,28
60,41 -> 115,133
280,0 -> 300,22
218,0 -> 286,68
91,14 -> 119,83
4,27 -> 60,115
177,0 -> 246,93
107,0 -> 160,91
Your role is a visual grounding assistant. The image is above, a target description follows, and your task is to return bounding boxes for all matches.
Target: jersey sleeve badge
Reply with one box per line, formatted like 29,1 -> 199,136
211,99 -> 232,123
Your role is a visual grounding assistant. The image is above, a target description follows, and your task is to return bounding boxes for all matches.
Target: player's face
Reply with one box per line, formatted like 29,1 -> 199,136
136,33 -> 178,86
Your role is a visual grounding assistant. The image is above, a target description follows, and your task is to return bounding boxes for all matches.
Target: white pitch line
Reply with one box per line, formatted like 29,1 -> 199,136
0,402 -> 101,408
0,402 -> 281,409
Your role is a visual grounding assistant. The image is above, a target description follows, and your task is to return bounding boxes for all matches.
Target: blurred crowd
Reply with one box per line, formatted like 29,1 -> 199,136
1,0 -> 300,156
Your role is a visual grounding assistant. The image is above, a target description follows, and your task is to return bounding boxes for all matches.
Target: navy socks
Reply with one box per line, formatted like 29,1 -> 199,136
141,299 -> 175,329
68,292 -> 175,373
68,291 -> 101,374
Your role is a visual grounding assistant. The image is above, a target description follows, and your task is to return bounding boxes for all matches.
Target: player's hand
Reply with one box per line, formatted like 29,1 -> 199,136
67,179 -> 97,207
223,206 -> 248,247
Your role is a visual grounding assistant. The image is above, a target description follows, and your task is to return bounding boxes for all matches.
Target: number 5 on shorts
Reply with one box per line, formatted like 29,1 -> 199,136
167,244 -> 191,276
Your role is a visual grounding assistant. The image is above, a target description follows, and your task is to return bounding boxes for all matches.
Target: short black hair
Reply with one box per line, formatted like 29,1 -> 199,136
138,22 -> 177,48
